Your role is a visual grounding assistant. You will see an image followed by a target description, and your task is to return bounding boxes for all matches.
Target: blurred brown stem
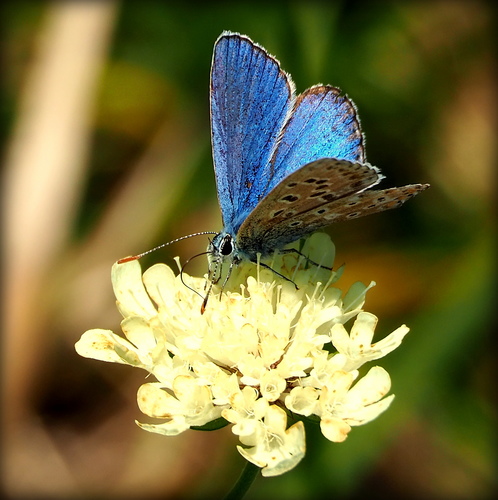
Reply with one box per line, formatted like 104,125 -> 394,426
3,0 -> 118,430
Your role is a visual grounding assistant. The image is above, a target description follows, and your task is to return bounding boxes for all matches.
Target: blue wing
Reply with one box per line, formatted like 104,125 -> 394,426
210,32 -> 294,234
259,85 -> 365,194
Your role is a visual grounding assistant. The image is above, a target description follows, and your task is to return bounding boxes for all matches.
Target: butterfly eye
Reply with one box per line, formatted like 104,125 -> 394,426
221,235 -> 234,256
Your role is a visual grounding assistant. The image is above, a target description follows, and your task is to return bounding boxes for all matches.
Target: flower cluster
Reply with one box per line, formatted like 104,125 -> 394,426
75,233 -> 409,476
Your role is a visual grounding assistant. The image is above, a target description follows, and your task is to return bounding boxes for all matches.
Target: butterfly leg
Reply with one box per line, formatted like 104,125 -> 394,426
202,254 -> 241,313
278,248 -> 333,271
253,260 -> 299,289
219,257 -> 239,294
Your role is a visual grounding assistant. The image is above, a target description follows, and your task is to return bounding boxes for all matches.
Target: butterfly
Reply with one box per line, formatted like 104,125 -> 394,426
206,31 -> 429,290
118,31 -> 429,309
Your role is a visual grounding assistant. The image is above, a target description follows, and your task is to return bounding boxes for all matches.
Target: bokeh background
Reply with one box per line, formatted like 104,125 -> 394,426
2,1 -> 495,499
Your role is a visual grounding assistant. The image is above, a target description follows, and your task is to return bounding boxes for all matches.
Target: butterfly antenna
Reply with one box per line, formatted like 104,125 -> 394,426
200,250 -> 219,313
117,231 -> 218,264
179,250 -> 211,299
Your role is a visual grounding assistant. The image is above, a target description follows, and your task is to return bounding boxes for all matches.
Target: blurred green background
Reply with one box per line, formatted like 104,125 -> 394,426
2,1 -> 495,499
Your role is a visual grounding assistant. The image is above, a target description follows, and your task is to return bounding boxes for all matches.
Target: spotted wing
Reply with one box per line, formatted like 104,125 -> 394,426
236,158 -> 429,257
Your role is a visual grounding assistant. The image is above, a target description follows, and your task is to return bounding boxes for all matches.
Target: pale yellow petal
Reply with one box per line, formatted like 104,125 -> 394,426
75,329 -> 144,366
121,316 -> 157,351
111,261 -> 157,319
320,416 -> 351,442
137,383 -> 181,418
347,366 -> 392,406
285,386 -> 318,416
136,419 -> 189,436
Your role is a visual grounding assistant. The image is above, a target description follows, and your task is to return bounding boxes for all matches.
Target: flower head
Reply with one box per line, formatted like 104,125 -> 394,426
75,233 -> 409,476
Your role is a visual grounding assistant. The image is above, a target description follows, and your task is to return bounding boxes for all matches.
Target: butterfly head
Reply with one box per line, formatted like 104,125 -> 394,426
207,232 -> 242,285
199,231 -> 242,313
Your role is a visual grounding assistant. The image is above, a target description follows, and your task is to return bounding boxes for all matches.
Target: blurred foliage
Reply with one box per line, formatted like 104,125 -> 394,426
2,1 -> 496,499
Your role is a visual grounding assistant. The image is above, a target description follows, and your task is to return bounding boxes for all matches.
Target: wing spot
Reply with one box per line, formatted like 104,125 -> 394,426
316,209 -> 327,215
377,196 -> 386,202
321,193 -> 337,202
309,191 -> 327,198
304,178 -> 317,184
286,182 -> 298,188
315,179 -> 328,185
281,194 -> 300,203
347,212 -> 359,218
272,209 -> 284,218
289,220 -> 302,227
326,163 -> 338,171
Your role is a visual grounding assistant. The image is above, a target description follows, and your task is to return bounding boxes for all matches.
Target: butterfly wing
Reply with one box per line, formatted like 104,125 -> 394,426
210,32 -> 294,234
258,85 -> 365,194
237,158 -> 429,257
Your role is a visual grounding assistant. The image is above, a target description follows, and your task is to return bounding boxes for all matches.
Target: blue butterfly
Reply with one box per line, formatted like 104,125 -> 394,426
206,31 -> 428,288
118,31 -> 429,307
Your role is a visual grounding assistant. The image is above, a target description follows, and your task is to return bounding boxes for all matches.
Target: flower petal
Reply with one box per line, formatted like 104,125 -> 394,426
236,406 -> 306,477
112,261 -> 157,319
75,329 -> 146,366
320,417 -> 351,442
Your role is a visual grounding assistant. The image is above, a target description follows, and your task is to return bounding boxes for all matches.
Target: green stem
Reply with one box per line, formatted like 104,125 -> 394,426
223,461 -> 260,500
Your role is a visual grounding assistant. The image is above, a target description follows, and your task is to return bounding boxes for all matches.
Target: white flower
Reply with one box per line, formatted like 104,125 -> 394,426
331,311 -> 410,371
316,366 -> 394,442
236,405 -> 306,478
136,376 -> 221,435
75,233 -> 410,476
